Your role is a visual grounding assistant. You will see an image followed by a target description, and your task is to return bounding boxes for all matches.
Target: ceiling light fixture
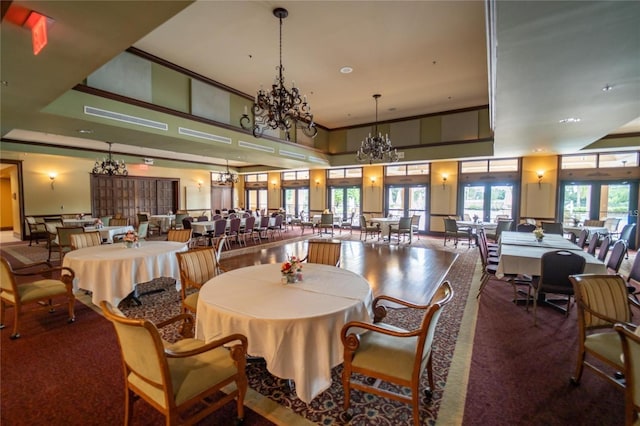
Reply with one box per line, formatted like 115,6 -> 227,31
356,94 -> 398,164
602,84 -> 614,92
217,160 -> 238,185
340,66 -> 353,74
91,142 -> 128,176
559,117 -> 581,124
240,7 -> 317,141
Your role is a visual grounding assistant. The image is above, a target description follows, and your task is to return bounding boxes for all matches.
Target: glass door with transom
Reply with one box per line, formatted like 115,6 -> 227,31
385,185 -> 428,232
461,183 -> 515,223
284,188 -> 309,218
246,189 -> 268,214
329,186 -> 361,227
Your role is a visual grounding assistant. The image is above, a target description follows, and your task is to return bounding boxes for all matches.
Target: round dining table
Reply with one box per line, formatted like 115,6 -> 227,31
63,241 -> 187,306
195,263 -> 373,404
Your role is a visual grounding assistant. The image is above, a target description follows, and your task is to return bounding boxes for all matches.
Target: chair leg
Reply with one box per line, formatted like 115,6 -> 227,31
570,349 -> 586,384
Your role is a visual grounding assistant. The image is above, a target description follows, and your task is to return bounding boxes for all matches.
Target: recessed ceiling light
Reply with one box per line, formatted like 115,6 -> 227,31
339,66 -> 353,74
532,148 -> 545,153
77,129 -> 94,134
559,117 -> 581,124
602,84 -> 614,92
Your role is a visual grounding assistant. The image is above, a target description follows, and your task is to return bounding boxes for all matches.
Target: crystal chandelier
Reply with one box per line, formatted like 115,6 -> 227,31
217,160 -> 238,185
91,142 -> 128,176
239,7 -> 317,141
356,94 -> 398,164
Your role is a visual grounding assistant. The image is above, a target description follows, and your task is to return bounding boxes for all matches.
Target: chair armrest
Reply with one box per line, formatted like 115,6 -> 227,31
12,264 -> 75,282
165,333 -> 248,358
372,294 -> 429,322
341,320 -> 420,351
156,312 -> 195,329
580,301 -> 635,327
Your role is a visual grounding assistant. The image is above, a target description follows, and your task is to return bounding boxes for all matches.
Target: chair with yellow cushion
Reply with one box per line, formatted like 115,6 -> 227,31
614,323 -> 640,426
70,231 -> 102,250
340,281 -> 454,426
47,226 -> 84,262
100,301 -> 248,425
167,229 -> 193,245
176,247 -> 225,315
303,239 -> 341,267
0,257 -> 75,339
109,217 -> 129,227
568,274 -> 640,389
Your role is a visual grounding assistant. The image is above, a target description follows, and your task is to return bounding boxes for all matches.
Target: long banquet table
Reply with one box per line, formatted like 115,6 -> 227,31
63,241 -> 187,306
495,231 -> 606,279
195,263 -> 373,404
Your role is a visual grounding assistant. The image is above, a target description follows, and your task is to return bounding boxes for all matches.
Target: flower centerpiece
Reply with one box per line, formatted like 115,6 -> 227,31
123,230 -> 139,248
281,255 -> 303,283
533,227 -> 544,242
93,218 -> 103,229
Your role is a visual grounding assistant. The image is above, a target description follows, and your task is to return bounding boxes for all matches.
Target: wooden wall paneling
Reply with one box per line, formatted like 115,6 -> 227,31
156,180 -> 176,214
136,178 -> 156,215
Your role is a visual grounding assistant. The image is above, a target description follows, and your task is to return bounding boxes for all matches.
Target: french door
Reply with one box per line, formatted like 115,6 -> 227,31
560,181 -> 638,230
246,188 -> 268,213
385,184 -> 428,232
283,188 -> 309,217
329,186 -> 361,226
461,183 -> 515,223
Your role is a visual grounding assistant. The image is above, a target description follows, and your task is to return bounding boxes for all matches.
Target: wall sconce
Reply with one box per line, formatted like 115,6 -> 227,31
441,174 -> 448,189
197,180 -> 203,192
370,177 -> 376,188
537,171 -> 544,187
315,179 -> 320,190
48,172 -> 57,190
271,180 -> 277,189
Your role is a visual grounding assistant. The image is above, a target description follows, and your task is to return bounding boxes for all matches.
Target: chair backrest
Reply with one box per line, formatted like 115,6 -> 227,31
212,214 -> 222,221
176,248 -> 219,296
70,231 -> 102,250
596,235 -> 611,262
576,228 -> 590,248
606,240 -> 627,273
569,274 -> 631,329
228,217 -> 241,234
463,213 -> 472,222
320,213 -> 333,226
242,212 -> 251,218
197,215 -> 209,222
495,219 -> 513,237
167,229 -> 192,243
182,216 -> 193,229
397,217 -> 412,230
411,214 -> 421,227
540,250 -> 586,292
584,219 -> 605,227
110,218 -> 129,227
619,223 -> 637,243
260,216 -> 270,228
100,301 -> 171,398
137,213 -> 149,224
614,324 -> 640,426
274,214 -> 284,228
603,218 -> 621,233
57,226 -> 85,247
137,222 -> 149,239
213,219 -> 227,237
0,257 -> 18,295
443,218 -> 457,233
541,222 -> 564,235
306,240 -> 342,266
516,223 -> 537,233
100,216 -> 111,227
214,235 -> 227,263
244,215 -> 256,232
416,281 -> 454,376
586,232 -> 600,255
628,253 -> 640,285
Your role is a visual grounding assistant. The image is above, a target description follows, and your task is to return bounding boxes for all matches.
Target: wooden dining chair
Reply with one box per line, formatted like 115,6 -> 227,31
303,240 -> 342,267
341,281 -> 454,426
47,226 -> 85,262
569,275 -> 639,389
70,231 -> 102,250
606,240 -> 627,274
167,229 -> 193,245
176,247 -> 224,314
0,257 -> 75,339
614,323 -> 640,426
100,301 -> 248,425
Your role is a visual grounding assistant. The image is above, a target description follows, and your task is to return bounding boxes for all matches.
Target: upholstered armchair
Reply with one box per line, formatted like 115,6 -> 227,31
614,323 -> 640,426
360,215 -> 381,241
0,257 -> 75,339
47,226 -> 84,262
389,217 -> 412,244
303,239 -> 341,267
176,247 -> 224,314
25,216 -> 48,246
167,229 -> 192,245
341,281 -> 454,426
569,274 -> 640,389
100,301 -> 248,425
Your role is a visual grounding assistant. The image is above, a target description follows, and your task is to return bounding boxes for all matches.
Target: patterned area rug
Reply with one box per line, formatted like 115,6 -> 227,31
119,241 -> 478,425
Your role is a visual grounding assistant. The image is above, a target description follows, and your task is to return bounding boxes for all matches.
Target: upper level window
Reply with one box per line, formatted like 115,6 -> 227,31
460,159 -> 518,173
244,173 -> 268,182
282,170 -> 310,181
561,152 -> 639,169
328,168 -> 362,179
385,163 -> 430,176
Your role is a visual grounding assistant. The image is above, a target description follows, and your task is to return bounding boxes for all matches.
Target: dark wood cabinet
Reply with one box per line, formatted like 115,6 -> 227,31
91,175 -> 178,224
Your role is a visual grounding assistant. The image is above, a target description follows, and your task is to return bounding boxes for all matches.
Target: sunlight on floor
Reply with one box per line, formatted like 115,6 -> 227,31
0,230 -> 22,244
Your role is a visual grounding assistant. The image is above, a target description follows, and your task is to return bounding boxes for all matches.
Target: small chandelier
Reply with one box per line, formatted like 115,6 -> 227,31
91,142 -> 128,176
239,7 -> 317,141
217,160 -> 238,185
356,94 -> 398,164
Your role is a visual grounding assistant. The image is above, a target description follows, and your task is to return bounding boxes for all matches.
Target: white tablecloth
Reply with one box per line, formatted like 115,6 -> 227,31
63,241 -> 187,306
456,221 -> 497,232
563,225 -> 609,238
150,215 -> 175,233
196,263 -> 373,404
370,217 -> 400,237
63,218 -> 98,227
86,225 -> 134,243
499,231 -> 577,250
496,243 -> 606,279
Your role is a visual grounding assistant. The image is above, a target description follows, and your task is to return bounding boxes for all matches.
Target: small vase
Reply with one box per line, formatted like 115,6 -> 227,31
125,241 -> 134,248
283,273 -> 297,284
536,236 -> 543,242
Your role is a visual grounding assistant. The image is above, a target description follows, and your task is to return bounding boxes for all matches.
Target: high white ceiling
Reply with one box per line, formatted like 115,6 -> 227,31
1,0 -> 638,170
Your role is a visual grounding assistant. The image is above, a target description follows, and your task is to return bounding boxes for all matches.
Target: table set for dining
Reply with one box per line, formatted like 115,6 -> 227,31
495,231 -> 607,279
62,241 -> 187,306
195,262 -> 374,404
